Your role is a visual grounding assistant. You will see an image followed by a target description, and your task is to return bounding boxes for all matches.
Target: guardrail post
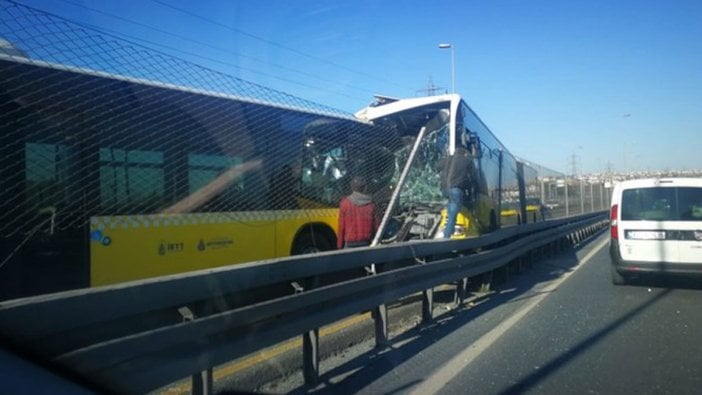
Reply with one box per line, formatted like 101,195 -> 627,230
192,370 -> 213,395
179,307 -> 213,395
422,287 -> 434,323
372,304 -> 388,347
455,277 -> 469,306
366,266 -> 388,347
517,256 -> 524,273
417,257 -> 434,323
479,271 -> 493,293
303,328 -> 319,385
291,282 -> 320,385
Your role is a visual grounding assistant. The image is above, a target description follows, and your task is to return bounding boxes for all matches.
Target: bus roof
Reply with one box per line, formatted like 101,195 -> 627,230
0,54 -> 357,121
354,94 -> 461,122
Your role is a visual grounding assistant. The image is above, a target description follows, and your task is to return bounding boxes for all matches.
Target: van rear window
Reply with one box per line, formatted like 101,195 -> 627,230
622,187 -> 702,221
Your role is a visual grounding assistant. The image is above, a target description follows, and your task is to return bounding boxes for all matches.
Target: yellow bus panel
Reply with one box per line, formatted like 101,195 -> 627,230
90,210 -> 340,286
90,213 -> 276,286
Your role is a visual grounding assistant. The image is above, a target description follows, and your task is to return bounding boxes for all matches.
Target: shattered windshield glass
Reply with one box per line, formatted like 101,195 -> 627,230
396,123 -> 448,207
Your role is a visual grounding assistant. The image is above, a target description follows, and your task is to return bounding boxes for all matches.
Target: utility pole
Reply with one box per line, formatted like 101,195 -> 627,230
416,76 -> 443,96
569,152 -> 579,177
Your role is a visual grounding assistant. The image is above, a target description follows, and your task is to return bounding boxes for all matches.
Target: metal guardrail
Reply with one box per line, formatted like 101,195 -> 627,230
0,212 -> 607,393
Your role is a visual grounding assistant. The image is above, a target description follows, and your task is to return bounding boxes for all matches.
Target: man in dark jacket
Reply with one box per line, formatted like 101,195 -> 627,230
338,176 -> 379,248
438,146 -> 473,238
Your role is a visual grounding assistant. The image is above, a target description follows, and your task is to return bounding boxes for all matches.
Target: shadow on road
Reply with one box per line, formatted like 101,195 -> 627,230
498,288 -> 671,394
623,274 -> 702,290
290,235 -> 606,394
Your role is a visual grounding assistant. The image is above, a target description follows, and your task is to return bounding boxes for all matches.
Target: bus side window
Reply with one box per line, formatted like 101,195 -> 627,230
25,142 -> 76,230
99,148 -> 165,214
186,153 -> 274,212
470,133 -> 482,158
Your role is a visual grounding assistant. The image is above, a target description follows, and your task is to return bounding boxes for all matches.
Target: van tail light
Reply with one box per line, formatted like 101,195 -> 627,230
610,204 -> 619,240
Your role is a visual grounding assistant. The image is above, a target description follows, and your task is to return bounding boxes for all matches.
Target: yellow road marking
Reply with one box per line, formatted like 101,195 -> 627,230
159,312 -> 372,394
213,312 -> 371,378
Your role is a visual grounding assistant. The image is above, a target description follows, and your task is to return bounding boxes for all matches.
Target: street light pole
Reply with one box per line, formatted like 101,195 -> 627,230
438,43 -> 455,93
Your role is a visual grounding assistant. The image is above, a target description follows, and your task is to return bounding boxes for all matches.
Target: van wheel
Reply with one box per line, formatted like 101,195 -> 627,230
292,232 -> 333,255
611,265 -> 627,285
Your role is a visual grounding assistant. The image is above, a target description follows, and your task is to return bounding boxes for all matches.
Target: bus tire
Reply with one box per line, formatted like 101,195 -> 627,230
292,230 -> 333,255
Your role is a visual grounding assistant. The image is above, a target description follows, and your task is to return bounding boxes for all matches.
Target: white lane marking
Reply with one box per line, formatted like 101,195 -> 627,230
410,236 -> 609,394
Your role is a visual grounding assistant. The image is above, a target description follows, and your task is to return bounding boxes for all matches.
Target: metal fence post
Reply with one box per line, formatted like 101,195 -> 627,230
565,177 -> 570,216
580,178 -> 585,214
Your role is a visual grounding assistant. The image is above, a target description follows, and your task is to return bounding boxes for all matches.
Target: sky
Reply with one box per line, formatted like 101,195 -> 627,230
10,0 -> 702,174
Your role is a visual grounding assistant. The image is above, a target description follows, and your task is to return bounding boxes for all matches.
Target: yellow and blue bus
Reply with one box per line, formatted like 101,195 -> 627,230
0,51 -> 562,300
0,54 -> 412,300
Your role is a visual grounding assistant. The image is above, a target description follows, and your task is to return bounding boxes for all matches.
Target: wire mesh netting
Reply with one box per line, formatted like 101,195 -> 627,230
0,0 -> 612,301
0,0 -> 414,241
0,0 -> 350,117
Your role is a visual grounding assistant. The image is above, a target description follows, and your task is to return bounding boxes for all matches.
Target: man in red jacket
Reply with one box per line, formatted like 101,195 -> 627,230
337,176 -> 380,249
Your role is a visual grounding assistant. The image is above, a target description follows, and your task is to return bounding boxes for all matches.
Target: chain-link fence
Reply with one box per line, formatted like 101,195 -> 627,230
0,0 -> 611,301
0,0 -> 424,299
0,0 -> 411,237
0,1 -> 349,117
540,176 -> 613,219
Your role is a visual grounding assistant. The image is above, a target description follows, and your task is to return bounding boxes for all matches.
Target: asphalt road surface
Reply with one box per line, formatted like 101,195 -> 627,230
274,233 -> 702,395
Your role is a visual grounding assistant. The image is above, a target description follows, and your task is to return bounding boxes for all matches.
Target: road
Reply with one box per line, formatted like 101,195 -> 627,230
266,233 -> 702,394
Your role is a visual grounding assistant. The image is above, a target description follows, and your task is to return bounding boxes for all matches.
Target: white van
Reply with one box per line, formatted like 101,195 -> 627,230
609,178 -> 702,284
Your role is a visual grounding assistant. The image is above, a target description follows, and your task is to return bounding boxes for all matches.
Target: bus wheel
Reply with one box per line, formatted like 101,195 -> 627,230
292,232 -> 333,255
